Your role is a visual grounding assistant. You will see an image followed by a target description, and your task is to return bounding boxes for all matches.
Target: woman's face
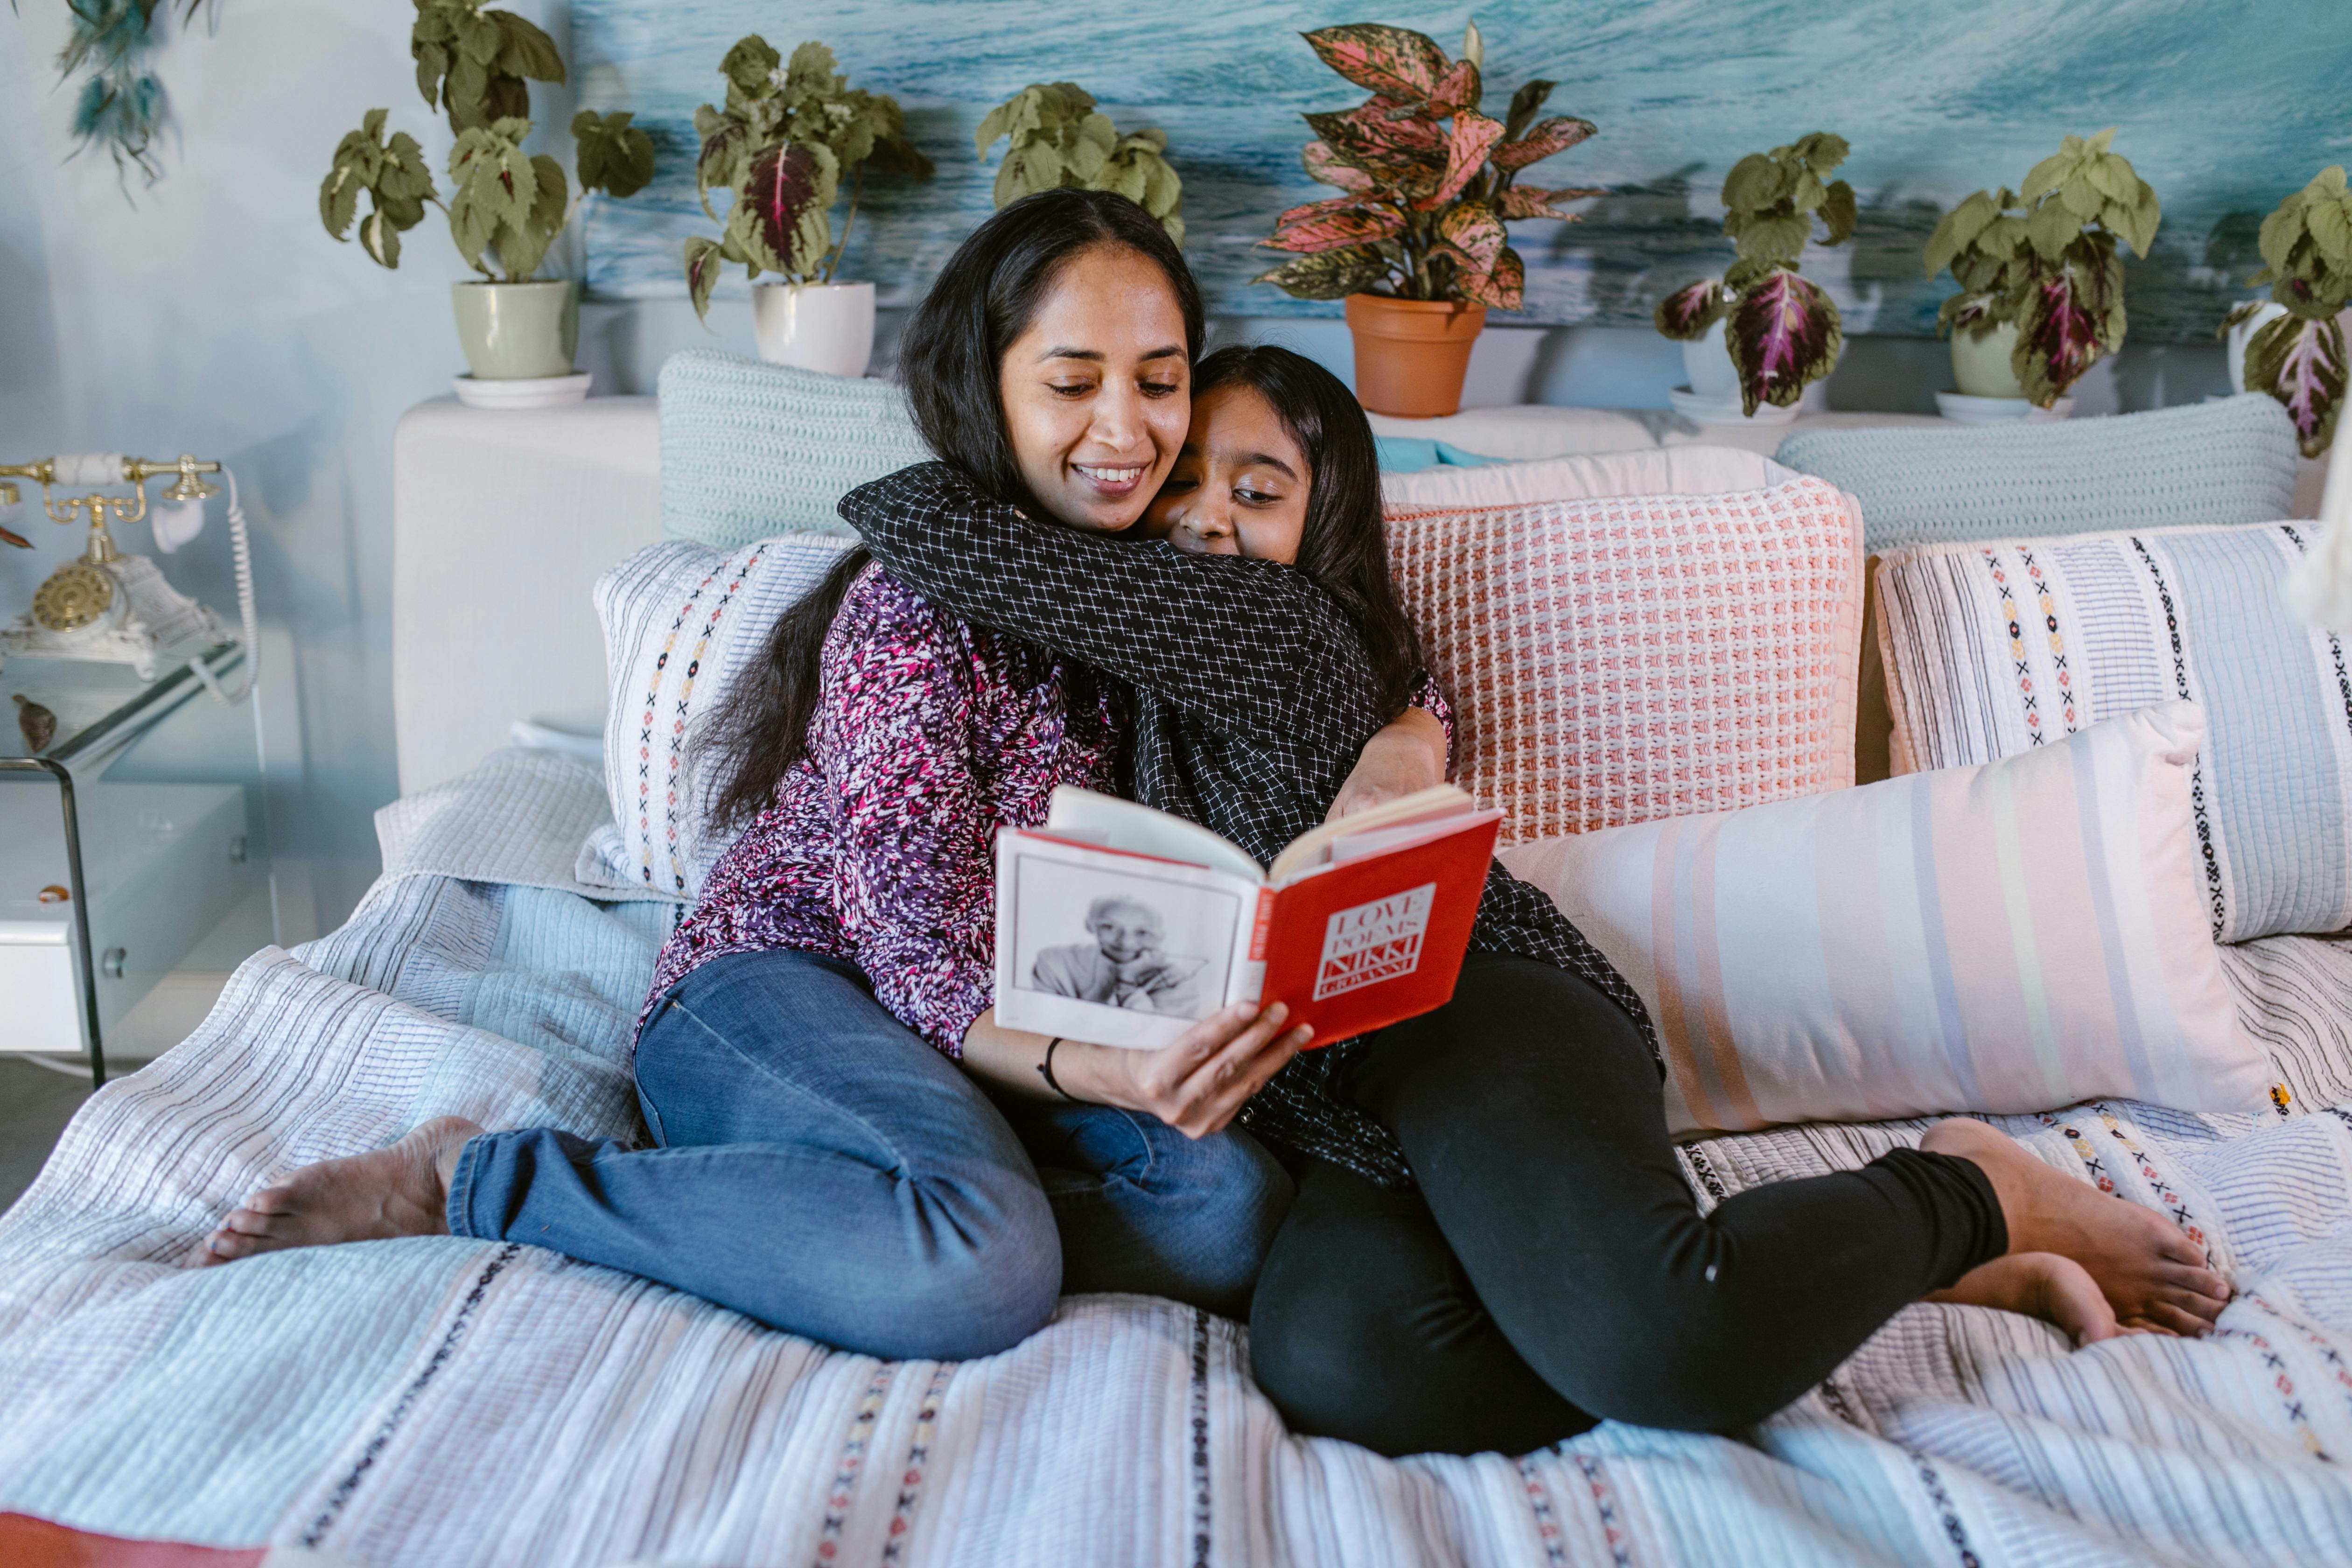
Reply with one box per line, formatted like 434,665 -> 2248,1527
999,244 -> 1191,533
1141,383 -> 1310,566
1089,903 -> 1162,964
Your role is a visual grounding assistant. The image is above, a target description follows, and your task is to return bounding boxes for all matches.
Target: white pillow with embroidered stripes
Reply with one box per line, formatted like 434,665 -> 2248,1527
585,534 -> 854,899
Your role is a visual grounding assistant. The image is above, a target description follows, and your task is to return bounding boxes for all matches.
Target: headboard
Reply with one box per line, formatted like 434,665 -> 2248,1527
391,396 -> 661,796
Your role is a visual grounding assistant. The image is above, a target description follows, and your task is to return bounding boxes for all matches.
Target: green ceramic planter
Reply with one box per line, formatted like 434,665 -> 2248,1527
450,280 -> 578,380
1950,319 -> 2026,399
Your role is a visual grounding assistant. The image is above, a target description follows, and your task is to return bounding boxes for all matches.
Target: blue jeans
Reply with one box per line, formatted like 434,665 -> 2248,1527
445,948 -> 1293,1359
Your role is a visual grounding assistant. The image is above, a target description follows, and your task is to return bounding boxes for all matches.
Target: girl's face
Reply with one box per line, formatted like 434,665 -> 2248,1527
1141,383 -> 1309,566
999,244 -> 1191,533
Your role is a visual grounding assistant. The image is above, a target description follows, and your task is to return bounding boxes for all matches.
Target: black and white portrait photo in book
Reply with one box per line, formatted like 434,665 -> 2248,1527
1004,855 -> 1242,1031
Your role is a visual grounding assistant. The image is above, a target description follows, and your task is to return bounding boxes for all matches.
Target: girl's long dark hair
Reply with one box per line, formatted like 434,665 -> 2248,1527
704,189 -> 1203,830
1190,343 -> 1424,721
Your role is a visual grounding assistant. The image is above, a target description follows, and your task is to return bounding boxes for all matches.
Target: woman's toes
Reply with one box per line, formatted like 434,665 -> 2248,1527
2155,1228 -> 2209,1266
2146,1301 -> 2213,1337
2156,1284 -> 2228,1323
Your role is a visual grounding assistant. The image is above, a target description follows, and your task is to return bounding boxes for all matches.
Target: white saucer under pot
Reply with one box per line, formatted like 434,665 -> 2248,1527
453,371 -> 593,410
1667,386 -> 1799,427
1935,390 -> 2074,426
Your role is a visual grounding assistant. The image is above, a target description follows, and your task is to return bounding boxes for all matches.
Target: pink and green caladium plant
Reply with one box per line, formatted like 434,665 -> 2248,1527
1654,133 -> 1854,415
1256,21 -> 1600,310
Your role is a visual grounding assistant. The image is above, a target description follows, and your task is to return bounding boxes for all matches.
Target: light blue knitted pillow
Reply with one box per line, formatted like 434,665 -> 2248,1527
1775,394 -> 2299,554
659,350 -> 932,547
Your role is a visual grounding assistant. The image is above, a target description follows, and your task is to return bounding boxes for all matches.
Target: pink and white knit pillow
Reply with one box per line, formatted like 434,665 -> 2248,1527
1387,476 -> 1864,843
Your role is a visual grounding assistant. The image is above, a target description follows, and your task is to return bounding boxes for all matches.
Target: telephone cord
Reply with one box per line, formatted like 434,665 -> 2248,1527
184,465 -> 258,706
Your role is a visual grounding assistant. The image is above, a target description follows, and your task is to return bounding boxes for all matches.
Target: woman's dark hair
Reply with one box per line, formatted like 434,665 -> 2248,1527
1190,343 -> 1424,721
705,189 -> 1203,829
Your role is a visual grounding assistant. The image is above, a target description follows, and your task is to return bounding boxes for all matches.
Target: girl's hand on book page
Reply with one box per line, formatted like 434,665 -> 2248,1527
1080,1001 -> 1312,1138
1327,707 -> 1448,823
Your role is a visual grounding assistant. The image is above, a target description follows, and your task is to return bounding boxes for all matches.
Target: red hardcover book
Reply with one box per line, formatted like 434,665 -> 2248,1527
995,785 -> 1499,1050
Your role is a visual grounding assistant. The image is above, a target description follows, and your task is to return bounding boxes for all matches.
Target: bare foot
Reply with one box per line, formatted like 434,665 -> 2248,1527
1930,1252 -> 2138,1345
1922,1118 -> 2232,1336
199,1116 -> 481,1266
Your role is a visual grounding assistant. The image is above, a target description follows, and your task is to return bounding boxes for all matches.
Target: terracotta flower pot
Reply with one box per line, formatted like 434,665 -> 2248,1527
1345,294 -> 1486,418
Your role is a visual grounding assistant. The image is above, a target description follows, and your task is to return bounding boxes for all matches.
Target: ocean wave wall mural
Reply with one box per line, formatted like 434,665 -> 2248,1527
573,0 -> 2348,340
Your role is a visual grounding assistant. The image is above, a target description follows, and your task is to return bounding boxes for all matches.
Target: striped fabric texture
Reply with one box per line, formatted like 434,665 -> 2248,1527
658,351 -> 932,549
1387,476 -> 1863,845
1501,702 -> 2274,1135
6,755 -> 2352,1566
1378,444 -> 1798,509
591,534 -> 853,899
1876,521 -> 2352,942
1774,393 -> 2301,553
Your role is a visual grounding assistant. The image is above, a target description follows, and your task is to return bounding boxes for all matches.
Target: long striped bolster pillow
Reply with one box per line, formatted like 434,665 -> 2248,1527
1501,701 -> 2275,1136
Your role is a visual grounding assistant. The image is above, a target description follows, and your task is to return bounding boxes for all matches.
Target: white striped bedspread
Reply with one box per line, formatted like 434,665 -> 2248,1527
5,764 -> 2352,1565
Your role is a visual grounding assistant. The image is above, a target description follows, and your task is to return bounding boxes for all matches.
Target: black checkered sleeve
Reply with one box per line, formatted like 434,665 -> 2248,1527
841,462 -> 1380,759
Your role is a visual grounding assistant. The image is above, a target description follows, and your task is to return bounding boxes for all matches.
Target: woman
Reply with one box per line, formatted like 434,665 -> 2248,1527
831,249 -> 2234,1453
198,190 -> 1435,1358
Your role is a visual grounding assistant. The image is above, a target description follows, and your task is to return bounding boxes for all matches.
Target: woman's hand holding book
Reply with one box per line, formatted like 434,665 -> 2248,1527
961,1002 -> 1311,1138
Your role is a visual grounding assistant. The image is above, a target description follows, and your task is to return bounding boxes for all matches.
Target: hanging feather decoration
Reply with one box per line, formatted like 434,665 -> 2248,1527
38,0 -> 222,190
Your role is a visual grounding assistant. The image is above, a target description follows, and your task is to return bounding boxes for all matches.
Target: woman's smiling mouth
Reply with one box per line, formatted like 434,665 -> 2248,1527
1073,462 -> 1148,495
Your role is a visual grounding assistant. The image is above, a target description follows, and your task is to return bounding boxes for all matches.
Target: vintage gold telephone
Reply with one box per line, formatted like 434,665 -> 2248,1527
0,452 -> 257,700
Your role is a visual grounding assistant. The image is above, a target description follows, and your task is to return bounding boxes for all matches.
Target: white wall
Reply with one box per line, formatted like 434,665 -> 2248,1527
0,0 -> 2241,938
0,0 -> 509,934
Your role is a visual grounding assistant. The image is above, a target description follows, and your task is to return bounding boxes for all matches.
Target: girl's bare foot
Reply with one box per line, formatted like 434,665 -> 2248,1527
199,1116 -> 481,1265
1930,1252 -> 2136,1344
1921,1118 -> 2232,1337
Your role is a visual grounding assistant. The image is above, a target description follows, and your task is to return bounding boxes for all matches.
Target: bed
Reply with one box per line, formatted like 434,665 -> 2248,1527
7,395 -> 2352,1566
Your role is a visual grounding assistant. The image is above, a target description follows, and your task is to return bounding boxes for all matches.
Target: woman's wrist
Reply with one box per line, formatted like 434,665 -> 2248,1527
1053,1038 -> 1142,1111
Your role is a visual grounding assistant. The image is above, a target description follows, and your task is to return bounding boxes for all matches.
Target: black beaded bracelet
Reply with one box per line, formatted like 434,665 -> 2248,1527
1037,1037 -> 1076,1100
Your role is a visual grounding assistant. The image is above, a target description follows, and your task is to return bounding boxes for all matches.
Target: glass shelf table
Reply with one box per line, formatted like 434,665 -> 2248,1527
1,642 -> 275,1085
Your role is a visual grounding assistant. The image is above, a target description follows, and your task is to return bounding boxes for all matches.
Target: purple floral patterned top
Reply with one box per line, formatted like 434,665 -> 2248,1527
639,561 -> 1123,1056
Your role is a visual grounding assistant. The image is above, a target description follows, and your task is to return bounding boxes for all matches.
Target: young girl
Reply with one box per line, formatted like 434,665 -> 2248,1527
843,336 -> 2234,1456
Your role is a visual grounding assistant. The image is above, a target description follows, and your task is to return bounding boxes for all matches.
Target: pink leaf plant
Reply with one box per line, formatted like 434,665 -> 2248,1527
1256,21 -> 1600,310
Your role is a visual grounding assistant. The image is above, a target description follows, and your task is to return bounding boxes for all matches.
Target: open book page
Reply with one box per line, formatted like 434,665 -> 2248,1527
1044,786 -> 1261,881
994,829 -> 1265,1051
1265,784 -> 1477,882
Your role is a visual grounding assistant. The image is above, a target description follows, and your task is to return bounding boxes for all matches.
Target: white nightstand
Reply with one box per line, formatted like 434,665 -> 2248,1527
2,642 -> 274,1084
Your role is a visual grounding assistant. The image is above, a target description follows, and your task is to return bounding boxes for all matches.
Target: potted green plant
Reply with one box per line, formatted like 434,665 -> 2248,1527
2219,166 -> 2351,457
1653,133 -> 1855,420
1922,129 -> 2159,414
318,0 -> 655,386
685,37 -> 933,378
1254,20 -> 1601,418
976,83 -> 1183,243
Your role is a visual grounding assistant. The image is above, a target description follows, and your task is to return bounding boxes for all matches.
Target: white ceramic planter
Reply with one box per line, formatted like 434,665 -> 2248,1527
1950,319 -> 2027,399
2228,301 -> 2290,394
450,280 -> 578,380
1681,316 -> 1741,402
753,281 -> 876,378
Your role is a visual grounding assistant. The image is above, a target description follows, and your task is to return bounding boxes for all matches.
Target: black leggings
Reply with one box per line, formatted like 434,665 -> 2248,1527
1247,954 -> 2005,1457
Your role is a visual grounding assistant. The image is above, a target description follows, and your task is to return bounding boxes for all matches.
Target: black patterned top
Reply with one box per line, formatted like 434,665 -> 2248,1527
841,462 -> 1659,1187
